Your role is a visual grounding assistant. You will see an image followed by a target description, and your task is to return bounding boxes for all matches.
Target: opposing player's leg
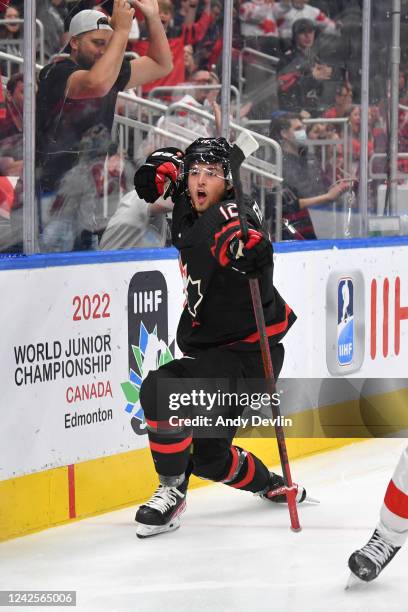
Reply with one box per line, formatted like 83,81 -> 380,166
348,446 -> 408,583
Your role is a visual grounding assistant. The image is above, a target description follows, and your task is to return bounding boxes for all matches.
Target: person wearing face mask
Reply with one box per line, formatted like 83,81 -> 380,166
268,111 -> 349,240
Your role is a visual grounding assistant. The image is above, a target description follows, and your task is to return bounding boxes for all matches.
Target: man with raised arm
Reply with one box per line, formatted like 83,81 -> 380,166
36,0 -> 172,194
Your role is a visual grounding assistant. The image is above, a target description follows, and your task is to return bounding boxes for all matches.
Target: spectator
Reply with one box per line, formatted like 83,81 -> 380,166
49,0 -> 69,23
346,104 -> 386,212
0,72 -> 23,179
183,43 -> 197,79
40,125 -> 136,252
36,0 -> 66,60
0,71 -> 23,140
0,4 -> 23,75
397,74 -> 408,173
158,68 -> 221,137
346,105 -> 374,176
323,82 -> 353,121
174,0 -> 201,28
36,2 -> 171,194
132,0 -> 212,95
306,120 -> 343,189
196,0 -> 223,71
239,0 -> 280,56
99,190 -> 171,249
277,18 -> 333,116
268,111 -> 348,239
275,0 -> 337,47
22,1 -> 171,253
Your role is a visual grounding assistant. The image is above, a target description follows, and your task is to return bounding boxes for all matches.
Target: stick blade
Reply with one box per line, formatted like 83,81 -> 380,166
234,130 -> 259,159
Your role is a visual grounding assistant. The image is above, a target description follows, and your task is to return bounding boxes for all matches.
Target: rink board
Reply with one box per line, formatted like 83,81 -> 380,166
1,237 -> 408,540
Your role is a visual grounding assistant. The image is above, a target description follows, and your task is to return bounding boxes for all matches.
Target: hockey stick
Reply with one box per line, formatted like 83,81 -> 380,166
230,131 -> 302,532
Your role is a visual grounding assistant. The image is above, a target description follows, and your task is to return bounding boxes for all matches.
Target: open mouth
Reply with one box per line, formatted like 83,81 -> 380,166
196,189 -> 207,205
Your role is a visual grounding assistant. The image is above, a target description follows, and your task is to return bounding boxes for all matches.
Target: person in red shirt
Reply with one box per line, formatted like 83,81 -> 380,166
0,72 -> 23,140
323,82 -> 353,121
131,0 -> 213,94
346,105 -> 374,168
0,72 -> 23,179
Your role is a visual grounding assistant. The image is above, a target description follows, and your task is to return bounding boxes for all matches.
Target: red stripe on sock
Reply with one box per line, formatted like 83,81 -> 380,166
146,418 -> 175,431
149,435 -> 192,454
224,446 -> 239,482
384,479 -> 408,519
230,453 -> 255,489
68,464 -> 76,519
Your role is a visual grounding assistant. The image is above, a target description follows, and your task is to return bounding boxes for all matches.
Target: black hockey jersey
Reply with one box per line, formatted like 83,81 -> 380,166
171,193 -> 296,354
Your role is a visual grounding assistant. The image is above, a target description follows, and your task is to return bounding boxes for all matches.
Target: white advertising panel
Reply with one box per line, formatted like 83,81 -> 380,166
1,241 -> 408,480
0,258 -> 184,481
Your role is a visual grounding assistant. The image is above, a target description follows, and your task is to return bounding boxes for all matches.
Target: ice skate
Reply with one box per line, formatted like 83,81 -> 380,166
258,472 -> 307,504
348,529 -> 401,583
136,479 -> 188,539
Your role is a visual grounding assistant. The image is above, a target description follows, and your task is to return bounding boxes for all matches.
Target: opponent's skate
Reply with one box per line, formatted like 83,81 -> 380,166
347,529 -> 401,584
258,472 -> 307,503
135,478 -> 188,539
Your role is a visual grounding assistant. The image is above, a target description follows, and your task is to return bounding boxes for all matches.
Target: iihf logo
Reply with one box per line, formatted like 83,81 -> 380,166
337,278 -> 354,365
326,271 -> 364,375
123,271 -> 172,435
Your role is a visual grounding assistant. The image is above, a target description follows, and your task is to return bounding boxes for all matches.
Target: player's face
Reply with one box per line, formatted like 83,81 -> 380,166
188,162 -> 227,215
71,30 -> 113,69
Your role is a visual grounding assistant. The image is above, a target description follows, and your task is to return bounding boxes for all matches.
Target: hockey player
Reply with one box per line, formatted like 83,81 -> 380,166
133,137 -> 306,538
348,446 -> 408,583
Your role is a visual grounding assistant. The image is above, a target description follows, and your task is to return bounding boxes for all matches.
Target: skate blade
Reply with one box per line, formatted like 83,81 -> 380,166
303,495 -> 320,504
345,572 -> 366,590
272,490 -> 320,504
136,516 -> 181,539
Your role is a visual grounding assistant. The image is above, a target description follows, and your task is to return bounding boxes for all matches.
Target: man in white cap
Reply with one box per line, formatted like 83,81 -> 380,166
36,0 -> 172,197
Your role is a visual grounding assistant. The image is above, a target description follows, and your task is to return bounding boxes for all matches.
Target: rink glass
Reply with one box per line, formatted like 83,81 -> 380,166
1,1 -> 407,255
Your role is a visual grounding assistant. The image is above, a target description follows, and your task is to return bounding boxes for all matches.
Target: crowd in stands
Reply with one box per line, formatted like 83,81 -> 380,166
1,0 -> 408,251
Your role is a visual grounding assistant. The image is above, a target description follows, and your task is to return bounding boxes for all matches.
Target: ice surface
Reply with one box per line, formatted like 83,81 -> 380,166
1,439 -> 407,612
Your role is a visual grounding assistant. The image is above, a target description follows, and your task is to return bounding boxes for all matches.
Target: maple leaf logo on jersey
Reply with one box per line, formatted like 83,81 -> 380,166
179,260 -> 203,318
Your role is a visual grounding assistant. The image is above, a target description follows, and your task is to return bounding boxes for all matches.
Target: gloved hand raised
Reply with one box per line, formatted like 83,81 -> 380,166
212,223 -> 273,278
134,148 -> 183,203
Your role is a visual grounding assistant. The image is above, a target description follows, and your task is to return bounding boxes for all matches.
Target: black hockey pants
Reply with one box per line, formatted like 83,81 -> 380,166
139,344 -> 284,494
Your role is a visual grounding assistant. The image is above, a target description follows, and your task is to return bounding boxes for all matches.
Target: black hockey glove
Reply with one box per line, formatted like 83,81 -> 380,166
134,148 -> 183,203
212,223 -> 272,278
